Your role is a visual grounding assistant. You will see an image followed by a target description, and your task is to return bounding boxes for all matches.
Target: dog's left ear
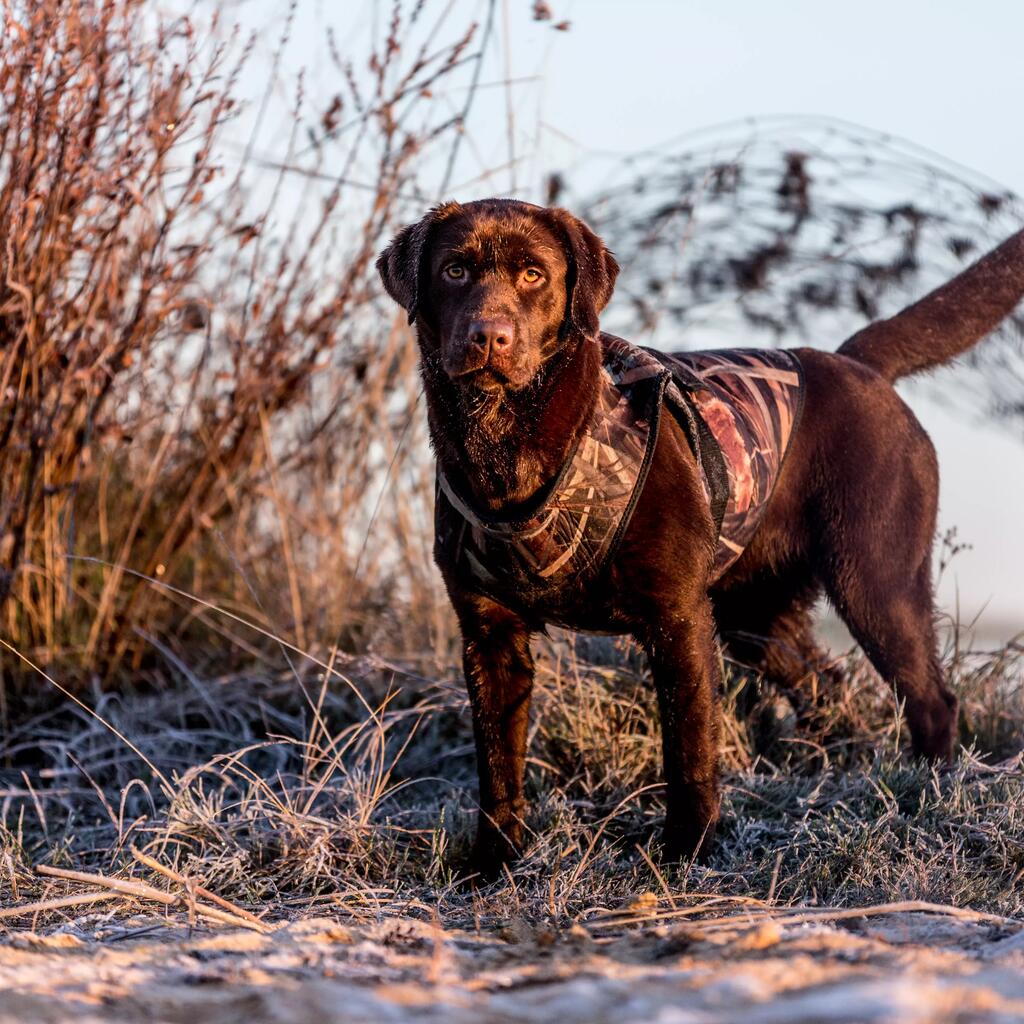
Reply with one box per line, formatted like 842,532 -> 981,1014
376,202 -> 461,324
545,208 -> 620,338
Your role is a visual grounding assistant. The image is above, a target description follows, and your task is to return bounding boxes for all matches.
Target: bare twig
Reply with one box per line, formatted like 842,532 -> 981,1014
130,846 -> 266,927
36,864 -> 176,905
0,890 -> 120,920
35,863 -> 271,933
586,898 -> 1023,934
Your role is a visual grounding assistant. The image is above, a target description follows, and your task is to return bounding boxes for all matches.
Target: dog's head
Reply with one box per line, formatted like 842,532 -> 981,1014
376,199 -> 619,393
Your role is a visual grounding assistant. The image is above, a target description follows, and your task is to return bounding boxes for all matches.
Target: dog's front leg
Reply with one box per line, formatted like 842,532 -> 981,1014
453,592 -> 535,875
640,596 -> 722,863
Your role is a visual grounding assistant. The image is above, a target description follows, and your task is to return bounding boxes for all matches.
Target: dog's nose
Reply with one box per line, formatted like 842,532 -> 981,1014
467,319 -> 514,357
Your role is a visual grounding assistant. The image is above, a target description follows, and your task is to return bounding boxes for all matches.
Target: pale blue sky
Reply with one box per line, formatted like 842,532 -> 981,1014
242,0 -> 1024,637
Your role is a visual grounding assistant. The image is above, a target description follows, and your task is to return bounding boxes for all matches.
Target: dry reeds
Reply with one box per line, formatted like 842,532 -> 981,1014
0,0 -> 475,690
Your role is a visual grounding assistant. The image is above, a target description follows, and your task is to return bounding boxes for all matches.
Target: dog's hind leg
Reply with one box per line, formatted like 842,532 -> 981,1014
814,422 -> 959,760
824,560 -> 957,760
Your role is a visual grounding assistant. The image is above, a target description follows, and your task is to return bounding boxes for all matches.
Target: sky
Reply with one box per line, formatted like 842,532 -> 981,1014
244,0 -> 1024,640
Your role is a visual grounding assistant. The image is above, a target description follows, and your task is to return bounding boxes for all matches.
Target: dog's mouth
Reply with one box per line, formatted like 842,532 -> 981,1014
468,368 -> 507,391
459,367 -> 509,393
436,341 -> 541,396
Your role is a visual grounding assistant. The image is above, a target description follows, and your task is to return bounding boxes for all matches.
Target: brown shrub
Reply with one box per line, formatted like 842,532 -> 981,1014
0,0 -> 477,693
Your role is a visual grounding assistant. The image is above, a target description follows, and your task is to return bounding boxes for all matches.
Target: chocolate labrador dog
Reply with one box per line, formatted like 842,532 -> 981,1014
377,199 -> 1024,871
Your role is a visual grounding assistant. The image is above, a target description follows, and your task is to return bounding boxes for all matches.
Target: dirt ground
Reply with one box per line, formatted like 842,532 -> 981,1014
3,910 -> 1024,1024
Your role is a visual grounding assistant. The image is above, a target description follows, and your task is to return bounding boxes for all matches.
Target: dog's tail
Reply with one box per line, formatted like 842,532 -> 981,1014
838,227 -> 1024,382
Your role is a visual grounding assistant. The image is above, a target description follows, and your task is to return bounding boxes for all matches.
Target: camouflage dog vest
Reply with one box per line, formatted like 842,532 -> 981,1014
436,336 -> 804,622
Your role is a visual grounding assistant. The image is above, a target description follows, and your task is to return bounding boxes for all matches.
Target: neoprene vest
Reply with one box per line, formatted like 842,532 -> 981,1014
436,336 -> 804,624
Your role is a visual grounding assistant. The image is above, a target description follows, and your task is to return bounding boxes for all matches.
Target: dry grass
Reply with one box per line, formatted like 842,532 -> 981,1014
0,0 -> 472,696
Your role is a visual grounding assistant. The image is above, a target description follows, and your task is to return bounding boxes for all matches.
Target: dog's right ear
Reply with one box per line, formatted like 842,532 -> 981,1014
376,202 -> 461,325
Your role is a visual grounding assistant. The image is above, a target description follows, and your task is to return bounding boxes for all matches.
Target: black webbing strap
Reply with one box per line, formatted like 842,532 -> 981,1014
664,376 -> 730,539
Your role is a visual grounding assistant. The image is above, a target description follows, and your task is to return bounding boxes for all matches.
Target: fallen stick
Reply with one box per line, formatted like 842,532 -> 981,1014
585,895 -> 771,930
34,864 -> 269,934
0,890 -> 120,920
185,900 -> 270,933
586,898 -> 1022,934
36,864 -> 176,904
130,846 -> 266,928
701,900 -> 1024,933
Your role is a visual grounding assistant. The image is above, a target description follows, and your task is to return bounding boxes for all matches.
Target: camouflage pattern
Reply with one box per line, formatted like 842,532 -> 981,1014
436,337 -> 804,619
659,347 -> 804,578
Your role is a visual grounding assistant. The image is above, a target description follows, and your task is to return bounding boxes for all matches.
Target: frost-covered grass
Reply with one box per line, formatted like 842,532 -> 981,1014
2,631 -> 1021,930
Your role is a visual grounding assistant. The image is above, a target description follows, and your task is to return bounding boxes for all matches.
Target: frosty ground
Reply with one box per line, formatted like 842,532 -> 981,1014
4,904 -> 1024,1023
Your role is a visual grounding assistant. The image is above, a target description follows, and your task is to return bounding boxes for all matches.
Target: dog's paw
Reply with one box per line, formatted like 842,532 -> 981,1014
459,827 -> 522,886
909,690 -> 960,764
659,818 -> 718,866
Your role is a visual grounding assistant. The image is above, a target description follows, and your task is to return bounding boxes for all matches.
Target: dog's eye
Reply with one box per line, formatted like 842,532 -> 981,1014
443,263 -> 467,281
521,267 -> 544,284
